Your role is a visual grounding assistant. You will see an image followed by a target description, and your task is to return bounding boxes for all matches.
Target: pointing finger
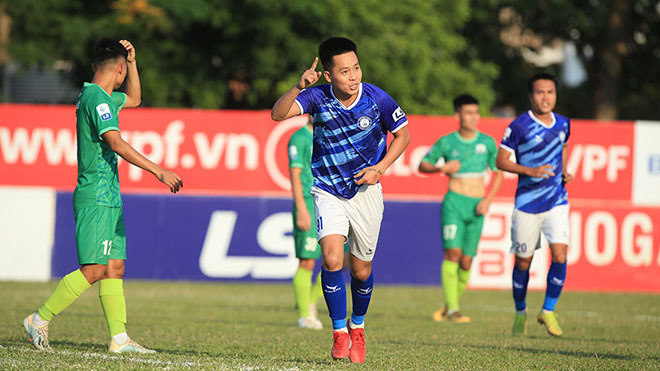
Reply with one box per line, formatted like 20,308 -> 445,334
310,57 -> 318,70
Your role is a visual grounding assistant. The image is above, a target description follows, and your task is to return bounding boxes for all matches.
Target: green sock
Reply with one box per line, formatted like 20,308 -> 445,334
293,267 -> 313,318
37,269 -> 91,322
457,267 -> 471,300
309,271 -> 323,304
99,279 -> 127,337
442,260 -> 459,312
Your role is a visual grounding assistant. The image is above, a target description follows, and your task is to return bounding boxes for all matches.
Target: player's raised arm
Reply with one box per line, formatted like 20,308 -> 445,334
271,58 -> 322,121
102,130 -> 182,193
119,40 -> 141,108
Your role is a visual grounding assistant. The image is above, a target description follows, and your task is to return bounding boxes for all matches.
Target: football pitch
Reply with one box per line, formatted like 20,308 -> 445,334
1,281 -> 658,370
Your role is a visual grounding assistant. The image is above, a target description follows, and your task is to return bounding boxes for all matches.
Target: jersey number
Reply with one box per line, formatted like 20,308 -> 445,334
102,240 -> 113,256
443,224 -> 457,240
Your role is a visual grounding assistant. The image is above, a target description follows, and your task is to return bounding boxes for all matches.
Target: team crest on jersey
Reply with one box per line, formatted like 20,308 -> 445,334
357,116 -> 373,130
534,134 -> 543,143
392,107 -> 405,121
96,103 -> 112,121
475,143 -> 487,154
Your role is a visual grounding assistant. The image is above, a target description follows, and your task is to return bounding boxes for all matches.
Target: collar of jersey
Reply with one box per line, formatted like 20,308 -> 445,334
527,110 -> 556,128
453,130 -> 480,143
84,82 -> 112,99
330,83 -> 363,110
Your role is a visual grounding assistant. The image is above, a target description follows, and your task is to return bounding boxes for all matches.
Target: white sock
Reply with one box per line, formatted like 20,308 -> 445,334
542,309 -> 553,314
113,332 -> 129,345
349,319 -> 364,329
516,309 -> 526,315
32,313 -> 48,326
333,327 -> 348,334
447,309 -> 457,316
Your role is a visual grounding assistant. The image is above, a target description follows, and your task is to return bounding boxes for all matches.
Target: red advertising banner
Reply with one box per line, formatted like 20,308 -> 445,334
0,104 -> 635,201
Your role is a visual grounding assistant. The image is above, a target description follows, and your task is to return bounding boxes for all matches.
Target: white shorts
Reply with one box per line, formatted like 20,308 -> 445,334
510,204 -> 570,258
311,184 -> 384,262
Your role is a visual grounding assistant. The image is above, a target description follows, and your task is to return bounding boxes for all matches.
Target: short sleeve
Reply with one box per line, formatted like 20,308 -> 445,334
111,92 -> 127,112
375,89 -> 407,133
88,93 -> 119,139
294,88 -> 318,115
421,138 -> 445,165
288,132 -> 308,169
487,136 -> 498,170
500,122 -> 520,153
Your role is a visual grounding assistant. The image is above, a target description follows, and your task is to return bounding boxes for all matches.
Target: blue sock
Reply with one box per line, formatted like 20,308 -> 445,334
350,273 -> 373,325
321,268 -> 347,330
543,262 -> 567,311
512,266 -> 530,311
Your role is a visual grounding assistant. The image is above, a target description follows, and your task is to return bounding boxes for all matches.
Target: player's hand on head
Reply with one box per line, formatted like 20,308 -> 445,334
529,164 -> 555,178
157,169 -> 183,193
562,171 -> 574,184
119,40 -> 136,63
296,57 -> 322,90
442,160 -> 461,175
354,166 -> 382,185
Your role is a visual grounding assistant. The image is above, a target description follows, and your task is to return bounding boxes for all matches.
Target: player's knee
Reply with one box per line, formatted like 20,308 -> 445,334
514,257 -> 532,271
322,255 -> 343,271
350,266 -> 371,281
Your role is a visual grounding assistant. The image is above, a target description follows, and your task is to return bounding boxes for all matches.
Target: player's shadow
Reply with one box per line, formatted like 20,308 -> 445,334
47,339 -> 114,353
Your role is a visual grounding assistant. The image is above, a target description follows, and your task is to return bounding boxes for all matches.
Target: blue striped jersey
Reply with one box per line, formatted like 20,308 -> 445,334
500,110 -> 570,213
295,83 -> 408,199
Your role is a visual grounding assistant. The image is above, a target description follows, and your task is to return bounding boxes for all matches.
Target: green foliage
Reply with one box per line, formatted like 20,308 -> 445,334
4,0 -> 497,114
2,281 -> 660,369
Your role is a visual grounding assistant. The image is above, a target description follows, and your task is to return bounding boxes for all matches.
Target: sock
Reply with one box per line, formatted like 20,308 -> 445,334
321,267 -> 347,330
457,267 -> 471,300
442,260 -> 459,311
99,279 -> 127,337
350,273 -> 373,326
292,267 -> 313,318
112,332 -> 128,345
512,266 -> 530,311
309,271 -> 323,305
37,269 -> 91,322
32,313 -> 48,326
543,262 -> 567,311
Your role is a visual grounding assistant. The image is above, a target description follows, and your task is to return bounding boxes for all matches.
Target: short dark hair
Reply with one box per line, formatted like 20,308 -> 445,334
93,38 -> 128,67
453,94 -> 479,112
527,73 -> 558,93
318,37 -> 358,71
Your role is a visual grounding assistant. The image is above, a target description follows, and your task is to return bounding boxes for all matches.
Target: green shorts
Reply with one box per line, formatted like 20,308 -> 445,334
74,205 -> 126,265
293,198 -> 321,259
441,191 -> 485,257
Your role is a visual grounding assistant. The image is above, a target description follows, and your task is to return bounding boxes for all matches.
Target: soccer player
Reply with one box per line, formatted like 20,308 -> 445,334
23,38 -> 183,353
288,114 -> 324,330
495,73 -> 573,337
271,37 -> 410,363
418,94 -> 503,324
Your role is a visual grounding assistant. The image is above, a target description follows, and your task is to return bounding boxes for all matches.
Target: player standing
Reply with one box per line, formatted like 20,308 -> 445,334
419,94 -> 503,323
272,37 -> 410,363
23,38 -> 183,352
496,73 -> 573,337
288,115 -> 324,330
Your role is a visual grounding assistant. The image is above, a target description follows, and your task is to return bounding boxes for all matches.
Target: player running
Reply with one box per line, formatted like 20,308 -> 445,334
496,73 -> 573,337
419,94 -> 502,324
271,37 -> 410,363
288,115 -> 324,330
23,38 -> 182,353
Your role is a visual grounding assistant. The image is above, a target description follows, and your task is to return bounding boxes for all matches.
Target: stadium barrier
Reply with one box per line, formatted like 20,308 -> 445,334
1,104 -> 659,292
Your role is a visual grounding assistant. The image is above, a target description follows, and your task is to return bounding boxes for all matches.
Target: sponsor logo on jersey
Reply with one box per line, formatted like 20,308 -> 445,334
357,116 -> 373,130
475,143 -> 487,154
392,107 -> 405,122
559,131 -> 566,143
503,127 -> 512,140
96,103 -> 112,121
288,145 -> 298,161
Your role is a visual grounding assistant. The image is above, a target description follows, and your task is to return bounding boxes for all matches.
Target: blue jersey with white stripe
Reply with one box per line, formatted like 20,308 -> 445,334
295,83 -> 408,199
500,110 -> 570,213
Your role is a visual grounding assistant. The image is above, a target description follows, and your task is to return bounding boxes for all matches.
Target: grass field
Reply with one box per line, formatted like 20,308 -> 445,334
1,280 -> 659,370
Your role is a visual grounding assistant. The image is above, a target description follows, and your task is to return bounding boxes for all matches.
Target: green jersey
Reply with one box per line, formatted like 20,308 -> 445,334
422,131 -> 498,178
73,82 -> 127,209
287,125 -> 314,199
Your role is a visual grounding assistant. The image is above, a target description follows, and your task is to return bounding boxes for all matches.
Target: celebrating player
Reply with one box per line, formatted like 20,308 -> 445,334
23,38 -> 183,353
288,115 -> 324,330
272,37 -> 410,363
496,73 -> 573,337
419,94 -> 503,323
